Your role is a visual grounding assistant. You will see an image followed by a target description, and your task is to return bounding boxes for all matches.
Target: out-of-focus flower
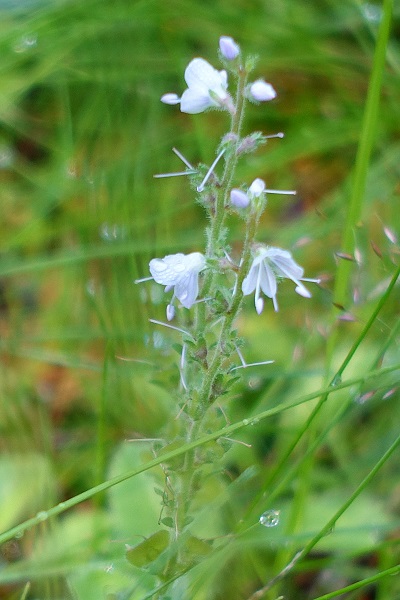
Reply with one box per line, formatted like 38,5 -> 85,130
161,58 -> 234,114
249,79 -> 277,102
242,246 -> 317,313
219,36 -> 240,60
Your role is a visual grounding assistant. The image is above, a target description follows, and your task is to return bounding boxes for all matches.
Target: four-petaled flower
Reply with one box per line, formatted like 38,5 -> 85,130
161,58 -> 234,114
242,246 -> 315,313
149,252 -> 206,309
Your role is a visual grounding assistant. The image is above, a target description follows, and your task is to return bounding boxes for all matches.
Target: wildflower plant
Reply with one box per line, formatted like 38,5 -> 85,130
133,36 -> 319,593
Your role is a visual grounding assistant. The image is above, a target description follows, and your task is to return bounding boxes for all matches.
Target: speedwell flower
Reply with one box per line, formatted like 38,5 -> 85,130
143,252 -> 206,313
242,246 -> 318,313
161,58 -> 234,114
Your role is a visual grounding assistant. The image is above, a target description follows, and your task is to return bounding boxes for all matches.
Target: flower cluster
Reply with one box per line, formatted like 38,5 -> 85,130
137,36 -> 319,320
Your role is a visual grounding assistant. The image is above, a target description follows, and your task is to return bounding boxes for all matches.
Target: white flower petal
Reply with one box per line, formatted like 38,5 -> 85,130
149,253 -> 186,285
184,59 -> 223,92
174,271 -> 199,308
259,261 -> 277,299
295,284 -> 312,298
268,249 -> 304,281
180,88 -> 213,113
242,261 -> 259,295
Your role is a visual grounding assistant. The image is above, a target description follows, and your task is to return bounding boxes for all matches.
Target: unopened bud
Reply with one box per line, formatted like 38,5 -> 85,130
166,304 -> 176,321
230,188 -> 250,208
249,80 -> 277,102
249,178 -> 265,197
219,36 -> 240,60
161,93 -> 181,105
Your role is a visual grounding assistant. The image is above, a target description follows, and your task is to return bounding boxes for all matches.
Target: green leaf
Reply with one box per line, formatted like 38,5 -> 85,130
126,530 -> 169,568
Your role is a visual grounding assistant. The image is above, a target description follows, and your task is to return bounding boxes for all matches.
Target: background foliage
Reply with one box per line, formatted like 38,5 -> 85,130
0,0 -> 399,598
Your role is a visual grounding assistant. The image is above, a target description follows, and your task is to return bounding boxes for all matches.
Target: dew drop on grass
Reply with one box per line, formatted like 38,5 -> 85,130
331,374 -> 342,387
259,509 -> 280,528
36,511 -> 48,522
242,419 -> 249,426
14,34 -> 38,53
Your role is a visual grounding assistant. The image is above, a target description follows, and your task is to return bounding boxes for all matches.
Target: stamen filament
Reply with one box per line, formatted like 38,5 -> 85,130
197,148 -> 226,192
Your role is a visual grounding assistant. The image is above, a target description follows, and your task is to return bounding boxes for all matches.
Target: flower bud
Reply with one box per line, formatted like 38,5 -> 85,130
166,304 -> 175,321
161,93 -> 181,105
249,178 -> 265,197
219,36 -> 240,60
249,80 -> 277,102
230,188 -> 250,208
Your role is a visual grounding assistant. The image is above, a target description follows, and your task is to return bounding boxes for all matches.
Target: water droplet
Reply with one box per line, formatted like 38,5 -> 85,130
242,419 -> 249,426
36,511 -> 48,522
99,223 -> 126,242
14,531 -> 24,539
259,509 -> 280,528
14,34 -> 38,53
0,145 -> 15,168
331,374 -> 342,387
361,3 -> 382,23
57,502 -> 66,510
86,279 -> 97,297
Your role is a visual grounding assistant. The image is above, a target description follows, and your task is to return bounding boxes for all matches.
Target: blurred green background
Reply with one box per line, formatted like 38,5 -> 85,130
0,0 -> 399,598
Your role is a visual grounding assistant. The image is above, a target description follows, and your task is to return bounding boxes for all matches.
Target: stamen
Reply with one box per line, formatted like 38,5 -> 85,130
179,343 -> 188,391
172,147 -> 195,170
230,360 -> 274,371
197,148 -> 226,192
265,189 -> 296,195
235,344 -> 246,367
154,170 -> 197,178
265,132 -> 284,139
220,437 -> 252,448
149,319 -> 194,339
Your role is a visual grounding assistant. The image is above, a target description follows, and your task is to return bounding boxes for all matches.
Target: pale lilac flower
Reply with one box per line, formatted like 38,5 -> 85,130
242,246 -> 317,313
219,36 -> 240,60
249,79 -> 277,102
148,252 -> 206,309
161,58 -> 234,114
